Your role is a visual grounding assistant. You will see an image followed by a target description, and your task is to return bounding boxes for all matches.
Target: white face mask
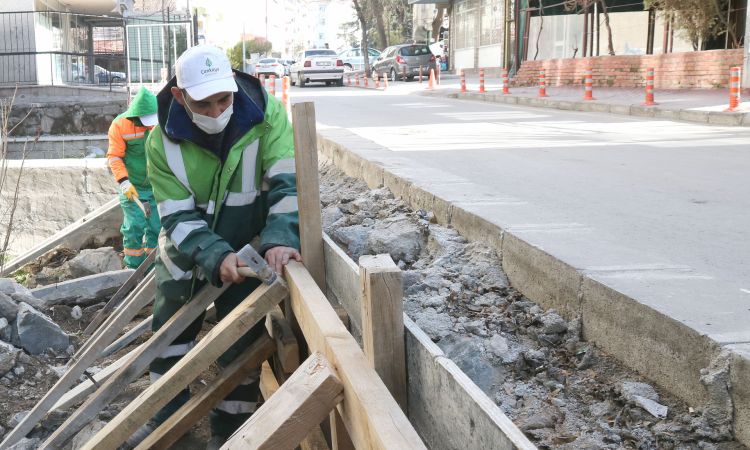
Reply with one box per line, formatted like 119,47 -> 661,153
184,98 -> 233,134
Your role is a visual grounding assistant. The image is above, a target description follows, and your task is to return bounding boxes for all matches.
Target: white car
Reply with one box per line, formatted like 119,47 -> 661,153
254,58 -> 285,78
290,49 -> 344,87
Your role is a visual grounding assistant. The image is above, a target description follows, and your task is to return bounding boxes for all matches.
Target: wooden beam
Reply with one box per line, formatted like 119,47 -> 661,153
40,280 -> 227,450
52,343 -> 145,412
100,315 -> 152,358
265,306 -> 300,374
323,234 -> 360,332
80,280 -> 287,450
260,361 -> 331,450
135,335 -> 276,450
292,102 -> 326,293
284,261 -> 427,450
0,275 -> 155,450
84,250 -> 156,336
330,409 -> 355,450
359,254 -> 407,411
223,352 -> 342,450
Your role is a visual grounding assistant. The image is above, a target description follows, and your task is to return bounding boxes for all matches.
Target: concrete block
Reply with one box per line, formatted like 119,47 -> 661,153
741,113 -> 750,127
581,276 -> 715,406
572,101 -> 592,112
448,205 -> 503,258
589,102 -> 611,113
678,109 -> 710,124
31,268 -> 135,307
382,170 -> 412,201
707,111 -> 744,126
654,108 -> 680,121
500,232 -> 582,320
15,302 -> 69,355
630,105 -> 657,118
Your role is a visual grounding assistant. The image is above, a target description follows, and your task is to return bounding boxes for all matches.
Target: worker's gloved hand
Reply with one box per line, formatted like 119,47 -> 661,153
119,180 -> 139,201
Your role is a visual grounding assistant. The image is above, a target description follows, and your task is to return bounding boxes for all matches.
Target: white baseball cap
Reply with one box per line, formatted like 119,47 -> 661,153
139,113 -> 158,126
176,45 -> 238,101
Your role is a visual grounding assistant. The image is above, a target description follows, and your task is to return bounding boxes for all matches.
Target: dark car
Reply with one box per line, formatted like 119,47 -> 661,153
371,44 -> 436,81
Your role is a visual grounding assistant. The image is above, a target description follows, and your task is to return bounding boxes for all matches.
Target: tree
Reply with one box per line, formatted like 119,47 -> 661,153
564,0 -> 615,55
226,38 -> 273,70
431,4 -> 451,44
353,0 -> 373,76
644,0 -> 737,49
371,0 -> 389,48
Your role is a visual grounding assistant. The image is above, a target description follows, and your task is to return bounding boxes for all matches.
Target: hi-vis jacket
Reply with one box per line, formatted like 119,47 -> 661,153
146,72 -> 299,295
107,87 -> 156,188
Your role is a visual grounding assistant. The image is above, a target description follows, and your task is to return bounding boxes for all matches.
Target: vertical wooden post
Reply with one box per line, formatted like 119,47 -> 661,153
359,254 -> 407,411
292,102 -> 326,292
329,409 -> 355,450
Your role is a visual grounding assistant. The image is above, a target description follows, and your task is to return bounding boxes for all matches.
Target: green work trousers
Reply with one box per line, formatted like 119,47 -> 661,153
118,188 -> 160,269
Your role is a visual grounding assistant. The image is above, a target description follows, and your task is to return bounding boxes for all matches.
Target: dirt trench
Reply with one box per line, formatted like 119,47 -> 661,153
318,162 -> 745,450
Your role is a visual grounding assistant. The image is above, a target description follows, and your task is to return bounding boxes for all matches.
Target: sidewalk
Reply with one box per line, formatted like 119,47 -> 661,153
421,82 -> 750,126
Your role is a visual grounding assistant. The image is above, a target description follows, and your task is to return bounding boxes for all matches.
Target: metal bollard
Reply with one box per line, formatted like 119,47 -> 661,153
643,68 -> 657,106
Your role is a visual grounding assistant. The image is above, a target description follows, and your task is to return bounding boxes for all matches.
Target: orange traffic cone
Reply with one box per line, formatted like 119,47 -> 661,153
428,69 -> 435,90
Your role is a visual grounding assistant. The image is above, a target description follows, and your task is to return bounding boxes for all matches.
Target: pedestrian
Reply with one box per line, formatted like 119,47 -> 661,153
107,86 -> 161,269
126,45 -> 301,450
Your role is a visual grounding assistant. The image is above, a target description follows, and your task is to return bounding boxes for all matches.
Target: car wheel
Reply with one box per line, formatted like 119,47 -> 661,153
406,75 -> 414,82
390,68 -> 397,82
337,77 -> 344,87
298,73 -> 305,87
111,76 -> 121,84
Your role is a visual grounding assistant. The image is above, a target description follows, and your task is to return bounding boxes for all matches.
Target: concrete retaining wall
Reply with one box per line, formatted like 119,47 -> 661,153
6,135 -> 109,159
8,100 -> 126,137
317,132 -> 750,447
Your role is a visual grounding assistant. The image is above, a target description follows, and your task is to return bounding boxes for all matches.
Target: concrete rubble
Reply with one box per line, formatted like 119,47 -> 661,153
30,269 -> 134,306
318,161 -> 747,449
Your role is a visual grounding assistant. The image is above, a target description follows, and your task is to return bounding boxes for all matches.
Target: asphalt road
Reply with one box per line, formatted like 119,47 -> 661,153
291,82 -> 750,346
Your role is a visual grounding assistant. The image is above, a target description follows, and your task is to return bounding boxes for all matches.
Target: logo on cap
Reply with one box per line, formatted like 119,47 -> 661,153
201,57 -> 220,75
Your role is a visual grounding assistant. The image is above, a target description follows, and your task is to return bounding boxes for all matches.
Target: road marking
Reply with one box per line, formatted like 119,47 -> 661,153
741,289 -> 750,295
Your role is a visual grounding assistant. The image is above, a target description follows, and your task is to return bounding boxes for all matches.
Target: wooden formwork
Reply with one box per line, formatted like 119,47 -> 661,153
1,102 -> 535,450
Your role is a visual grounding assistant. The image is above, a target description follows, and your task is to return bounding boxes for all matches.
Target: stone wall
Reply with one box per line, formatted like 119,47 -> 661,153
510,49 -> 744,89
6,136 -> 108,159
8,100 -> 127,137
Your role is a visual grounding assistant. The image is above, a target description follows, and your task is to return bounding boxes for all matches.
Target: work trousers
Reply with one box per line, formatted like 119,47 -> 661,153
118,189 -> 160,269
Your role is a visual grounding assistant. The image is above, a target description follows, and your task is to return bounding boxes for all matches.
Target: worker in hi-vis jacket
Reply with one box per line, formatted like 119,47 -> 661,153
107,86 -> 162,269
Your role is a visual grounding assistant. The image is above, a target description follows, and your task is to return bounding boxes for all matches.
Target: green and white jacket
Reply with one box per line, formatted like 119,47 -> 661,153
146,72 -> 299,299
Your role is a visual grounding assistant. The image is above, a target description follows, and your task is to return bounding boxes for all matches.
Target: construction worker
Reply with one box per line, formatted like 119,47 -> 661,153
126,45 -> 300,449
107,87 -> 161,269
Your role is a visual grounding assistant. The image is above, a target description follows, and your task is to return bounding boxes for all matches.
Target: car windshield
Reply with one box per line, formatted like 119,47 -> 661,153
399,45 -> 430,56
259,58 -> 276,63
305,49 -> 337,57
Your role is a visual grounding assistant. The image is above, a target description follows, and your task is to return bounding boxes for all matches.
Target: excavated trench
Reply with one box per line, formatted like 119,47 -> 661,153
0,161 -> 746,449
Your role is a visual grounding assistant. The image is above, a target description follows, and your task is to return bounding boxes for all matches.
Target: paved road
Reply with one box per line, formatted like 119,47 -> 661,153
291,82 -> 750,346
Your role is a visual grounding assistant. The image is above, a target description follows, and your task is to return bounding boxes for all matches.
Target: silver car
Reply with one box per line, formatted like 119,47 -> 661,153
371,44 -> 436,81
337,47 -> 381,72
290,49 -> 344,87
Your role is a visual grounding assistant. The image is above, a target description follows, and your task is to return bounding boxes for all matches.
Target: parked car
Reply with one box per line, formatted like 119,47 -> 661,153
290,49 -> 344,87
337,47 -> 381,72
255,58 -> 286,78
371,44 -> 436,81
279,59 -> 294,76
72,64 -> 127,84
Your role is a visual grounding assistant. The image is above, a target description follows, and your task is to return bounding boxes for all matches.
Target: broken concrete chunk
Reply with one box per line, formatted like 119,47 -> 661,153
0,279 -> 23,296
71,419 -> 107,450
332,225 -> 371,258
321,206 -> 344,230
0,292 -> 19,321
0,317 -> 11,342
67,247 -> 122,278
16,302 -> 70,355
30,268 -> 134,306
6,437 -> 40,450
412,307 -> 453,341
0,340 -> 20,376
366,217 -> 423,264
619,381 -> 660,403
539,310 -> 568,335
633,395 -> 668,419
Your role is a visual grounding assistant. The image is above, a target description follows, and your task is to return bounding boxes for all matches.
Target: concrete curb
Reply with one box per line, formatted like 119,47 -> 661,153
316,132 -> 750,446
423,91 -> 750,127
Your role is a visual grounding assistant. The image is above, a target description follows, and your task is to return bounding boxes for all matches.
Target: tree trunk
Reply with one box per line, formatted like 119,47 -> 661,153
711,0 -> 738,48
599,0 -> 615,55
353,0 -> 371,76
431,4 -> 448,43
371,0 -> 389,49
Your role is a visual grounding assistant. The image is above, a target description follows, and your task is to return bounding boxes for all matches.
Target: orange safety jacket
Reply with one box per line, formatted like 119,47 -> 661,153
107,116 -> 152,188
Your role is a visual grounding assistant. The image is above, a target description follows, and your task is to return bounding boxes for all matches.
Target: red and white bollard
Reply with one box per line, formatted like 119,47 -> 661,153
643,67 -> 657,106
281,76 -> 290,117
347,74 -> 352,86
374,72 -> 380,89
538,70 -> 548,97
725,67 -> 742,112
259,73 -> 265,88
460,69 -> 467,93
269,75 -> 276,96
502,68 -> 510,95
383,72 -> 389,90
583,68 -> 594,101
364,73 -> 369,88
479,68 -> 485,93
356,73 -> 361,87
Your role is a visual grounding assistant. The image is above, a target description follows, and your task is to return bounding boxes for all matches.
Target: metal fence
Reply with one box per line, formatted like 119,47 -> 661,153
0,10 -> 192,87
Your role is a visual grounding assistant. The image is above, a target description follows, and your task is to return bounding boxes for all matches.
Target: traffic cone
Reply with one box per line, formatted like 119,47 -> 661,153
725,67 -> 741,112
479,68 -> 485,93
643,68 -> 657,106
428,68 -> 435,90
502,68 -> 510,94
460,69 -> 467,93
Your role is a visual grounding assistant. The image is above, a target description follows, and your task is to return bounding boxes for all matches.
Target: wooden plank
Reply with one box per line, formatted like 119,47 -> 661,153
2,198 -> 121,276
284,261 -> 427,450
223,352 -> 343,450
330,409 -> 355,450
292,102 -> 326,293
323,234 -> 361,332
135,335 -> 276,450
100,315 -> 152,358
260,362 -> 331,450
359,255 -> 407,411
0,275 -> 155,450
265,306 -> 300,374
40,280 -> 228,450
84,250 -> 156,336
80,280 -> 287,450
52,343 -> 145,412
404,315 -> 537,450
